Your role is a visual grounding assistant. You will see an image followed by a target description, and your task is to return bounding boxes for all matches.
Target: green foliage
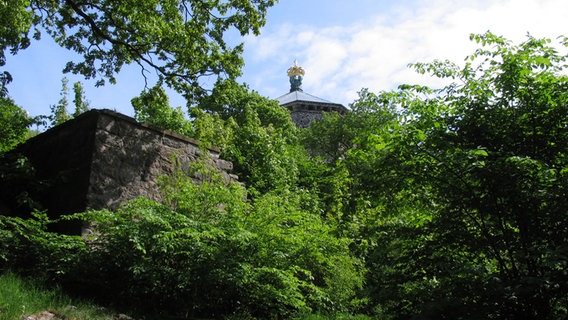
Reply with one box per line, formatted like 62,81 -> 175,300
420,32 -> 568,318
299,89 -> 404,229
0,0 -> 33,96
0,211 -> 87,278
190,106 -> 232,148
3,27 -> 566,319
48,77 -> 92,127
302,88 -> 398,163
0,272 -> 116,320
298,31 -> 568,319
0,162 -> 363,319
299,315 -> 372,320
1,0 -> 275,103
0,96 -> 34,153
200,80 -> 296,132
340,32 -> 568,318
77,166 -> 362,318
49,77 -> 71,127
0,154 -> 46,214
194,80 -> 304,194
223,107 -> 302,193
72,81 -> 90,117
244,190 -> 365,315
131,85 -> 193,136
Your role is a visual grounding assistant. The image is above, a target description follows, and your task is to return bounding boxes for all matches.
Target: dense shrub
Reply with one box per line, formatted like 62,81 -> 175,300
0,211 -> 86,279
0,163 -> 364,319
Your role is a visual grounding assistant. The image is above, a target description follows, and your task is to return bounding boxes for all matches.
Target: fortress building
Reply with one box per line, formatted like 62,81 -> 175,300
276,62 -> 347,128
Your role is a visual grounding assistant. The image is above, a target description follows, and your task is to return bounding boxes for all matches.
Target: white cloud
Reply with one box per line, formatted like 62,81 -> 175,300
243,0 -> 568,106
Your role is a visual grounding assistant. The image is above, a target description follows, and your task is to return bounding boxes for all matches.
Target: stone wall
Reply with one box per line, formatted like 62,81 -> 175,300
86,110 -> 236,210
3,109 -> 236,233
283,101 -> 347,128
290,110 -> 325,128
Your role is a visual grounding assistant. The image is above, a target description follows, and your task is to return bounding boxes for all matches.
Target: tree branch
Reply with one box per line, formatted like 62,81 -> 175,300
65,0 -> 200,84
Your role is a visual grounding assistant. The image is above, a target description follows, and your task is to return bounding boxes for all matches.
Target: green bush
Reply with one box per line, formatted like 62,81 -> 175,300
78,166 -> 362,318
0,211 -> 86,279
0,162 -> 364,319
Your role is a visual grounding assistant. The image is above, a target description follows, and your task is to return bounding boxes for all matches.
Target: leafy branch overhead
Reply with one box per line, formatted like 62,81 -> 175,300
0,0 -> 276,102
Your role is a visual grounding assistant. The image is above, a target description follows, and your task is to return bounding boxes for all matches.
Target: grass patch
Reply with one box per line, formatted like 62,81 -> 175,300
0,271 -> 373,320
0,271 -> 117,320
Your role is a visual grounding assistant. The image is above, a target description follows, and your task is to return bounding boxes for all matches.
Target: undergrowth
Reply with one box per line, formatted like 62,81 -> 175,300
0,271 -> 116,320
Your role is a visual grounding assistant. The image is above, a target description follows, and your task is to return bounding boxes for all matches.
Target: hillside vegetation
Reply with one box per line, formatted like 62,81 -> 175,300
1,33 -> 567,319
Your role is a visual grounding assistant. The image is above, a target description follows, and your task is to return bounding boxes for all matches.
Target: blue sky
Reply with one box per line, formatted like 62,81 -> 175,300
5,0 -> 568,119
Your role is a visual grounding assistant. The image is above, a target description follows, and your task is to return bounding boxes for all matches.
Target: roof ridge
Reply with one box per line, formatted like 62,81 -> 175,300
276,90 -> 340,106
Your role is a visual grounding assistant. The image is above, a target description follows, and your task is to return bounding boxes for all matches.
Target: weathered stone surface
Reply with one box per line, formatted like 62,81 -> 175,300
22,311 -> 61,320
290,109 -> 326,128
279,97 -> 347,128
3,109 -> 237,233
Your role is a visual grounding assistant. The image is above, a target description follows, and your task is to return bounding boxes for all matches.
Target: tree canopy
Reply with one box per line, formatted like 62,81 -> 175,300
0,0 -> 276,102
302,32 -> 568,319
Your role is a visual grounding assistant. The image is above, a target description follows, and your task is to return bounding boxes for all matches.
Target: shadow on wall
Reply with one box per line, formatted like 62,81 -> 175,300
0,109 -> 237,234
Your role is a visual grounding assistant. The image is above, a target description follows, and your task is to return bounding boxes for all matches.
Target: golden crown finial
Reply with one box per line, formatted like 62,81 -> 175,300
287,59 -> 305,77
